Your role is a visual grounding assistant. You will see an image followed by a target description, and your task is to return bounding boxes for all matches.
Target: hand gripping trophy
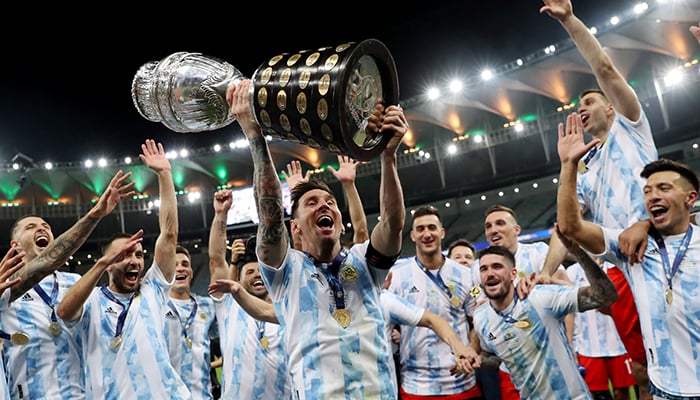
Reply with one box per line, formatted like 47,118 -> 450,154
131,39 -> 399,161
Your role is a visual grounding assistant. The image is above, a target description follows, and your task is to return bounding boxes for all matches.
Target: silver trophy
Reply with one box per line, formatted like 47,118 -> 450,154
131,39 -> 399,161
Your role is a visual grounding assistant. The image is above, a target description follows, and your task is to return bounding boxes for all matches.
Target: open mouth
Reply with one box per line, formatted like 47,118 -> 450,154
35,235 -> 50,248
125,269 -> 140,284
490,235 -> 502,244
252,280 -> 265,288
649,205 -> 668,219
175,273 -> 188,281
316,215 -> 334,228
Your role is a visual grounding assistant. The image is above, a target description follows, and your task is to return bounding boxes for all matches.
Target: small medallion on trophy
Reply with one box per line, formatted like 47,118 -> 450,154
280,114 -> 291,132
280,68 -> 292,87
318,74 -> 331,96
49,322 -> 61,336
333,309 -> 351,328
300,118 -> 312,136
307,138 -> 321,149
109,336 -> 122,352
287,53 -> 301,66
268,55 -> 283,66
299,69 -> 311,89
296,93 -> 308,114
317,100 -> 329,121
306,52 -> 320,66
260,110 -> 272,127
322,125 -> 334,142
276,90 -> 288,111
336,43 -> 352,52
10,332 -> 29,346
257,87 -> 268,108
260,67 -> 273,85
325,54 -> 339,70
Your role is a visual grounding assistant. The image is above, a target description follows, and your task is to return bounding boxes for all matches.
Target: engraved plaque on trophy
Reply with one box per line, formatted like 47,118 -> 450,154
131,39 -> 399,162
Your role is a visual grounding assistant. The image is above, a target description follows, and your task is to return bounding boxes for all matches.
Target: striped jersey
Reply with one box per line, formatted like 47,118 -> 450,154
566,263 -> 627,357
388,257 -> 478,395
601,225 -> 700,397
379,289 -> 424,387
576,111 -> 656,229
259,241 -> 395,400
163,293 -> 216,400
474,285 -> 592,399
70,263 -> 190,399
212,294 -> 291,400
0,271 -> 84,399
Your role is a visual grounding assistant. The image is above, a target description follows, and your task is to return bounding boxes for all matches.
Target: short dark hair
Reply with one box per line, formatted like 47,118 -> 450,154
447,239 -> 475,258
176,245 -> 190,259
290,180 -> 335,218
641,158 -> 699,192
477,245 -> 516,268
412,205 -> 441,223
10,214 -> 45,240
101,232 -> 133,256
579,88 -> 608,102
485,204 -> 517,220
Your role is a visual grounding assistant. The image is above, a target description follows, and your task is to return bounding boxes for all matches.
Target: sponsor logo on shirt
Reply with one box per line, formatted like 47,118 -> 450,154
487,332 -> 496,341
408,286 -> 420,293
20,293 -> 33,302
105,306 -> 118,315
165,310 -> 177,320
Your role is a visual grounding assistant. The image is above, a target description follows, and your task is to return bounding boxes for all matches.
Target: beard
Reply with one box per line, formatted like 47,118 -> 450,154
484,280 -> 512,302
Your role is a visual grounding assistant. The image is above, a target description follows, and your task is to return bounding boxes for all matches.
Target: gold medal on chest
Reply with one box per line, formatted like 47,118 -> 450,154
513,320 -> 532,329
333,309 -> 351,328
49,322 -> 61,336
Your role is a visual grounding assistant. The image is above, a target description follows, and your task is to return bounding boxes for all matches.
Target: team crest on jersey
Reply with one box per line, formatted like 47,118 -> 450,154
339,264 -> 359,282
469,286 -> 481,298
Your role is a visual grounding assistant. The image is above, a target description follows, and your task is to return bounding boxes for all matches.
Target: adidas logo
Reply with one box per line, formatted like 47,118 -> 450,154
408,286 -> 420,293
20,293 -> 34,302
487,332 -> 496,341
309,273 -> 324,286
165,311 -> 177,320
105,307 -> 118,315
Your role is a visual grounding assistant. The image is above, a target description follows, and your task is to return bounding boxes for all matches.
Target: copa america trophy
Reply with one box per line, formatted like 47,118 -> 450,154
131,39 -> 399,161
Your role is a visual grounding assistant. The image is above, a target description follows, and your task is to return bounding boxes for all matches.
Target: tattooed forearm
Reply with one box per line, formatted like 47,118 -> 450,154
572,247 -> 618,312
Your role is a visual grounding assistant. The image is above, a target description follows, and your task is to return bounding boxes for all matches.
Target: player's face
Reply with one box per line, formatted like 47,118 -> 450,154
478,253 -> 516,301
240,262 -> 268,299
448,245 -> 475,268
172,253 -> 193,294
107,237 -> 145,294
577,93 -> 612,135
484,211 -> 520,253
292,189 -> 343,249
11,216 -> 54,262
644,170 -> 697,235
411,214 -> 445,257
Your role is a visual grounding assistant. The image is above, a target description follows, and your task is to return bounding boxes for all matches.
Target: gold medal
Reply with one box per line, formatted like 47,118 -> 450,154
578,159 -> 588,174
199,312 -> 207,321
333,309 -> 351,328
185,337 -> 192,349
49,322 -> 61,336
517,270 -> 526,279
665,287 -> 673,305
469,286 -> 482,298
10,332 -> 29,346
109,336 -> 122,351
260,336 -> 269,350
513,320 -> 532,329
450,296 -> 461,307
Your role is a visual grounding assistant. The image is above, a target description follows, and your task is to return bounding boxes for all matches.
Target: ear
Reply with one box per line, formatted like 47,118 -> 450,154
514,224 -> 522,235
687,190 -> 699,208
9,239 -> 19,249
439,227 -> 446,240
290,219 -> 301,235
605,102 -> 615,117
409,229 -> 417,243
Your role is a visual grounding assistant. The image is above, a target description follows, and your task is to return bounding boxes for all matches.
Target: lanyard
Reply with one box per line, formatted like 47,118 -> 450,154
167,296 -> 198,344
415,256 -> 457,305
100,286 -> 136,340
650,226 -> 692,292
308,249 -> 349,311
255,320 -> 265,340
33,272 -> 59,324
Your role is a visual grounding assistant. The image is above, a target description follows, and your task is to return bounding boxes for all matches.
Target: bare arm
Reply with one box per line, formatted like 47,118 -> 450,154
207,279 -> 278,324
562,237 -> 618,311
328,155 -> 369,244
556,113 -> 606,253
11,171 -> 135,302
369,105 -> 409,256
418,311 -> 479,374
209,190 -> 233,299
541,0 -> 640,120
228,79 -> 288,268
139,140 -> 178,281
57,230 -> 143,321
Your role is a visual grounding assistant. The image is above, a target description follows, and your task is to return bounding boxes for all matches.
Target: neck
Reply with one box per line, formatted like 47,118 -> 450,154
307,241 -> 342,263
169,289 -> 191,300
490,287 -> 515,312
418,252 -> 444,270
657,220 -> 691,236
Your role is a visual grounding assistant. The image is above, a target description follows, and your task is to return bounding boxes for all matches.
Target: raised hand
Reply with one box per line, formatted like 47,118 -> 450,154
540,0 -> 573,22
91,170 -> 136,218
208,279 -> 242,296
281,160 -> 310,190
328,155 -> 361,184
139,139 -> 171,174
557,112 -> 600,165
0,246 -> 24,294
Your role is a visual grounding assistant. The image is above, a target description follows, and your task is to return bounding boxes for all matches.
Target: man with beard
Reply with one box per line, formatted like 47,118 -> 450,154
207,189 -> 292,400
227,78 -> 409,399
57,139 -> 190,399
164,245 -> 217,400
2,170 -> 134,400
473,241 -> 617,400
388,205 -> 481,399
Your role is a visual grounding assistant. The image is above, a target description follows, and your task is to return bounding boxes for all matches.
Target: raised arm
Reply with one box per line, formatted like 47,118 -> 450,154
369,104 -> 409,257
139,139 -> 178,281
57,230 -> 143,322
328,155 -> 369,244
556,112 -> 606,253
11,170 -> 134,302
208,189 -> 233,299
227,79 -> 288,268
541,0 -> 640,121
207,279 -> 278,324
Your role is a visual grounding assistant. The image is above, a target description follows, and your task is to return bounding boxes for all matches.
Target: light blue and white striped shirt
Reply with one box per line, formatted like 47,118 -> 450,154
260,241 -> 395,400
164,293 -> 216,400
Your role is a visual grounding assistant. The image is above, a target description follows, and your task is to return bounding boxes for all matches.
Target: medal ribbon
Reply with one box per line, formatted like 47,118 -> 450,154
415,256 -> 456,304
492,290 -> 520,325
650,225 -> 692,293
0,330 -> 10,341
100,286 -> 136,341
255,320 -> 265,340
33,272 -> 59,325
167,296 -> 198,345
309,249 -> 349,311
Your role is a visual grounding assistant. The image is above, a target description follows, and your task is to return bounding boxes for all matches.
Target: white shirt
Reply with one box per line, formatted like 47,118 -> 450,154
388,256 -> 477,395
474,286 -> 591,400
259,241 -> 395,400
70,263 -> 190,399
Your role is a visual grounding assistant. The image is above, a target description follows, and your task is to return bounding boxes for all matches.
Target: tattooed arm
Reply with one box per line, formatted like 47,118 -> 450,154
11,171 -> 134,302
227,79 -> 288,269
